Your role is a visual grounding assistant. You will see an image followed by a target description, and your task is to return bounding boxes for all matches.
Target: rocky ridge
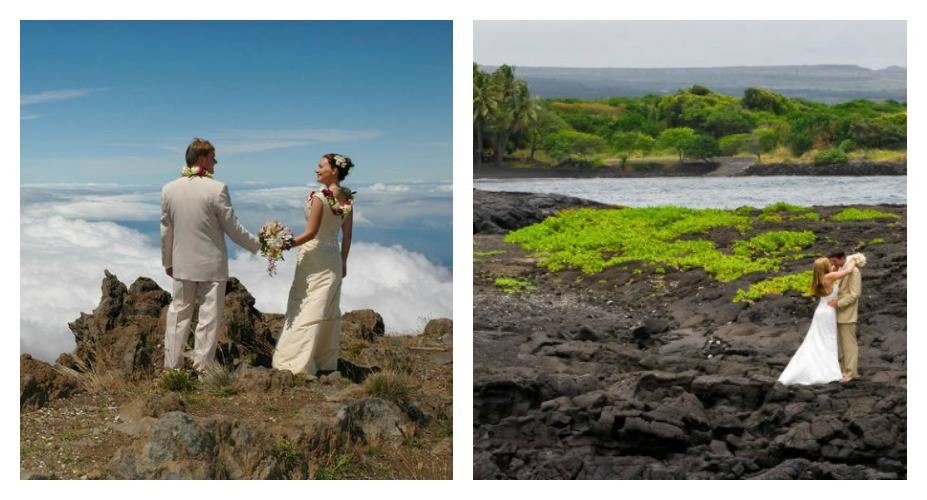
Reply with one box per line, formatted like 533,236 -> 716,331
21,273 -> 452,480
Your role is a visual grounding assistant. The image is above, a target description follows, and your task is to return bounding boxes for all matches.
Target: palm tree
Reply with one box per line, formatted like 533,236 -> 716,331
489,65 -> 517,165
473,64 -> 496,168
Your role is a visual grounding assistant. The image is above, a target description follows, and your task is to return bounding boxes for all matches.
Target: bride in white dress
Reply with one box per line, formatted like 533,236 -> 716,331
778,255 -> 859,385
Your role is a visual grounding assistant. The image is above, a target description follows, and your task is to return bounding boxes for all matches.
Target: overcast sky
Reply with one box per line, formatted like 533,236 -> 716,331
474,21 -> 906,69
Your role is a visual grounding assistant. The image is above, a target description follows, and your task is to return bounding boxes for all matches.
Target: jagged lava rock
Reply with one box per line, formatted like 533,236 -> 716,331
20,354 -> 81,410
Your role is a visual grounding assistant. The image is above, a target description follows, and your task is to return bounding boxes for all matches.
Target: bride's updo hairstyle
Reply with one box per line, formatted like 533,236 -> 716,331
324,153 -> 354,181
810,257 -> 832,297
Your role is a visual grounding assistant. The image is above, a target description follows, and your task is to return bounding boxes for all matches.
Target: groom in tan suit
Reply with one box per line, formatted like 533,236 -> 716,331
828,251 -> 862,380
160,138 -> 261,372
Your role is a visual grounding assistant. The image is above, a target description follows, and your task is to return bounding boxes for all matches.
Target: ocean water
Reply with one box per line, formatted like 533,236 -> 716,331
475,176 -> 907,208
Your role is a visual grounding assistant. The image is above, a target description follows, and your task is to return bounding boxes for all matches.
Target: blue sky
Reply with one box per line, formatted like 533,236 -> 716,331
21,21 -> 452,185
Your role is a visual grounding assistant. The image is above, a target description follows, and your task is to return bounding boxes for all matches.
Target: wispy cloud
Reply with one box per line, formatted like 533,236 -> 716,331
212,128 -> 384,155
21,88 -> 95,106
21,113 -> 43,120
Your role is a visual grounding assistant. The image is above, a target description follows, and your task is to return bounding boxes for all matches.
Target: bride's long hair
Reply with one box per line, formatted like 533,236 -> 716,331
810,257 -> 832,297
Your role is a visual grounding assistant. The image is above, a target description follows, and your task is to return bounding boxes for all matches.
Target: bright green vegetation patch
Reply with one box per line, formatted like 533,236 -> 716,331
731,230 -> 816,257
761,202 -> 820,222
734,270 -> 813,303
474,250 -> 505,257
762,202 -> 806,214
867,237 -> 886,245
504,206 -> 807,281
494,277 -> 537,294
831,208 -> 900,222
757,213 -> 782,223
790,212 -> 821,222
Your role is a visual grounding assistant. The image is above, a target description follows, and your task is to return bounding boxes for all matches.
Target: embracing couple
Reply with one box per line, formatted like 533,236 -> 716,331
778,250 -> 863,386
159,138 -> 355,377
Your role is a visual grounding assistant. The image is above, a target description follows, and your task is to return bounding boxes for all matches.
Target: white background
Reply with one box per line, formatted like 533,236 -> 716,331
3,0 -> 922,493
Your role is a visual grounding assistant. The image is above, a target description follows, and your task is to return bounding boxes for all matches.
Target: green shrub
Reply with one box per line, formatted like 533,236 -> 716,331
814,147 -> 849,165
762,202 -> 807,214
761,202 -> 819,221
160,369 -> 197,393
790,212 -> 821,222
734,270 -> 814,302
757,213 -> 782,223
831,208 -> 900,221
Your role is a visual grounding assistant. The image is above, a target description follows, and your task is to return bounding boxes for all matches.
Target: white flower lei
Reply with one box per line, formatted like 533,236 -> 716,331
182,166 -> 214,178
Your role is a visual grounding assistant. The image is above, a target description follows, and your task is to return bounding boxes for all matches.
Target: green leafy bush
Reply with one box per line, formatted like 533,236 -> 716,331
831,208 -> 900,221
733,270 -> 813,302
814,147 -> 849,165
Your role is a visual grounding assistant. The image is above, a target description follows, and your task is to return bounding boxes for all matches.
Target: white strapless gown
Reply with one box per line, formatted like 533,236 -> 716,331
777,284 -> 843,385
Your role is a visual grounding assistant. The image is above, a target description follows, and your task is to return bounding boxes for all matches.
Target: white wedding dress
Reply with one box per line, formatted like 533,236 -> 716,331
777,283 -> 843,385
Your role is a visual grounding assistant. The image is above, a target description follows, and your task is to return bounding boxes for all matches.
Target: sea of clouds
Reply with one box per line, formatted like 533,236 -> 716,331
20,182 -> 453,362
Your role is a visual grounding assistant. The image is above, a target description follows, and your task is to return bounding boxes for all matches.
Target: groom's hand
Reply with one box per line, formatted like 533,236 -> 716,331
828,299 -> 837,309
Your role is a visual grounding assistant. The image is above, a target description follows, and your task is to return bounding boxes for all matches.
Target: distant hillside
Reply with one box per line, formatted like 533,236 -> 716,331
481,65 -> 906,103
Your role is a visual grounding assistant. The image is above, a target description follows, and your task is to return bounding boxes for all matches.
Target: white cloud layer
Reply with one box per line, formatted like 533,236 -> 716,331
20,185 -> 452,362
20,214 -> 169,362
229,242 -> 452,334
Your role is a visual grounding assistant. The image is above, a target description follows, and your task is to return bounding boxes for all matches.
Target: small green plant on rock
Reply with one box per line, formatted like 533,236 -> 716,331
474,250 -> 505,257
159,369 -> 197,393
733,270 -> 813,303
364,370 -> 416,407
494,277 -> 537,293
272,438 -> 303,473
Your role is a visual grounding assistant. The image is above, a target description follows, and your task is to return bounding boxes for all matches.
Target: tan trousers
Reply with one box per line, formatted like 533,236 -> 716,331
164,279 -> 225,371
837,322 -> 859,377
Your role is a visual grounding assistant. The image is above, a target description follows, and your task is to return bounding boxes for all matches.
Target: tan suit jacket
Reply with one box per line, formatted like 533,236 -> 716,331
161,176 -> 261,282
836,267 -> 862,324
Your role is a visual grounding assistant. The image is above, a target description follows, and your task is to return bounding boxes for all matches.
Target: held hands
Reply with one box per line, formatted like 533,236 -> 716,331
828,299 -> 837,309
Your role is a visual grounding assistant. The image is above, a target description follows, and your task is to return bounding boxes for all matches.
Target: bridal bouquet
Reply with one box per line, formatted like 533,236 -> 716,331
259,221 -> 294,276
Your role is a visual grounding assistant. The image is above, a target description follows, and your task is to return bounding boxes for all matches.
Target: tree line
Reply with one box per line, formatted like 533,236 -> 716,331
474,64 -> 907,167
